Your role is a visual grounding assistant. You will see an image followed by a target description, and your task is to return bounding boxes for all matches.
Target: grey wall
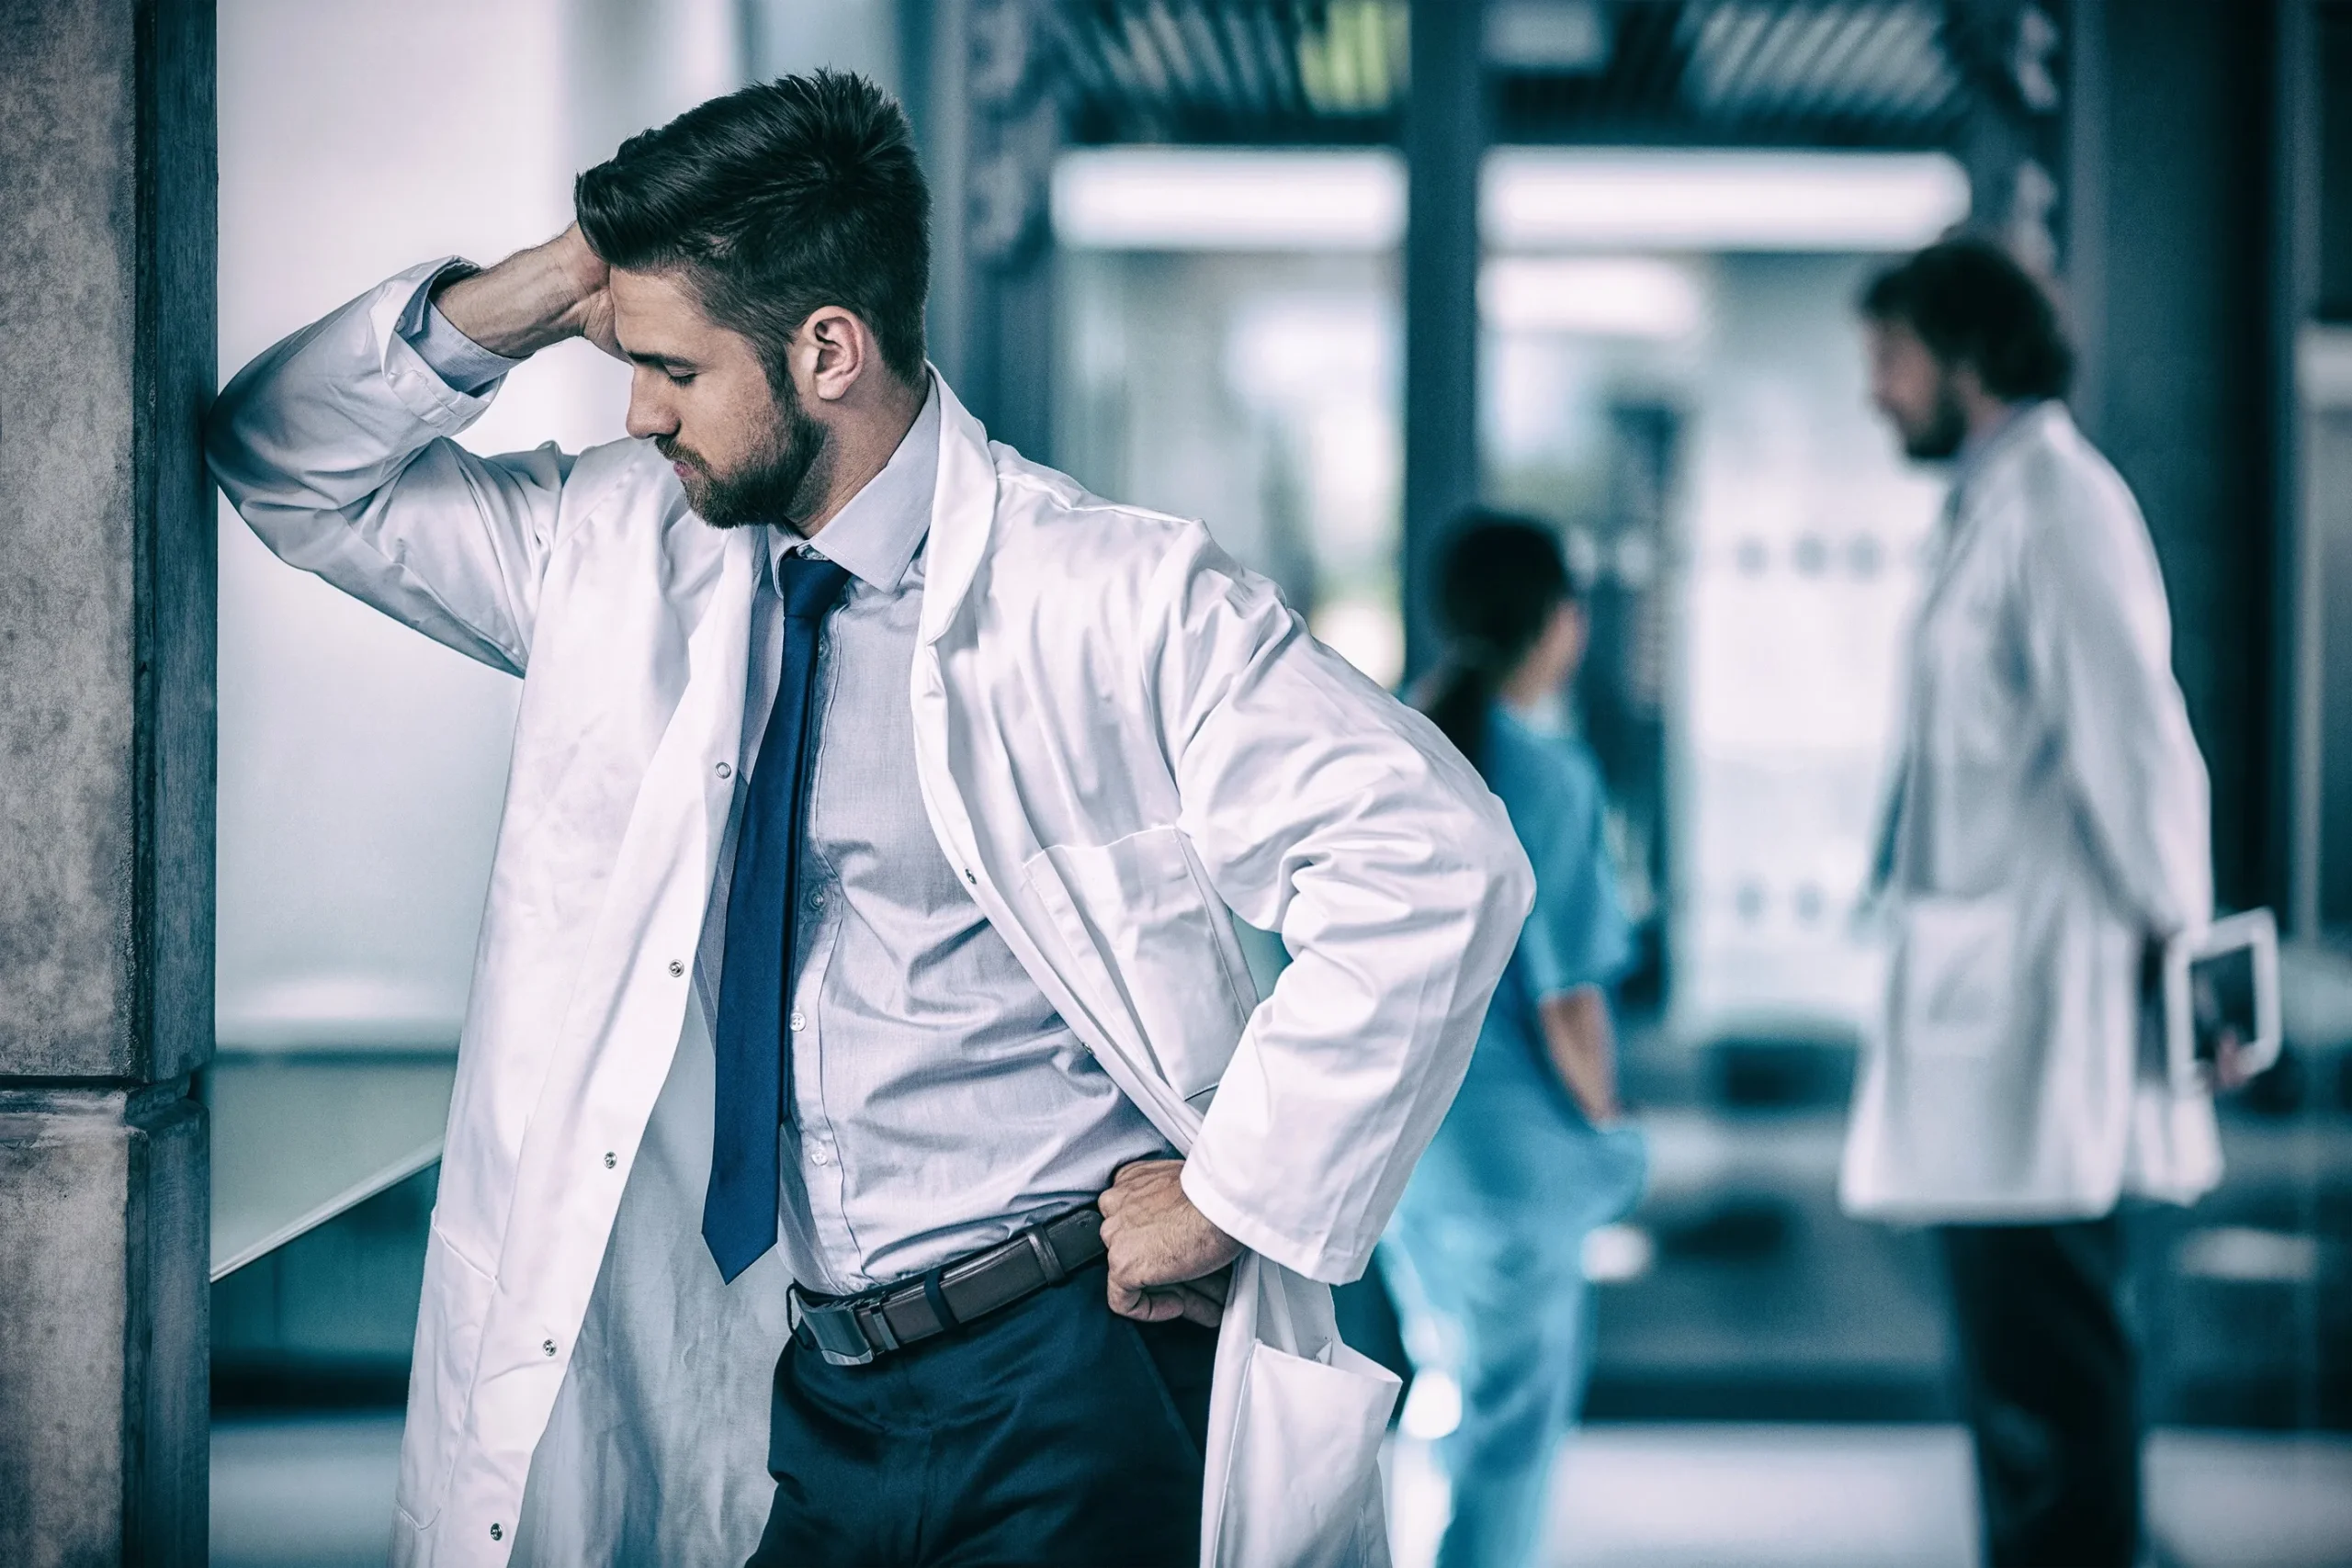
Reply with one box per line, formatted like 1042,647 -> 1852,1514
0,0 -> 216,1559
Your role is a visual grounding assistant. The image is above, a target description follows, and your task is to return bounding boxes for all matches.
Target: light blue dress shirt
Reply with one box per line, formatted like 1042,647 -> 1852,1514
401,288 -> 1168,1296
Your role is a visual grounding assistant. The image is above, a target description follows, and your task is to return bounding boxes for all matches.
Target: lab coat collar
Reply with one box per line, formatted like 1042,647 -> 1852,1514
1951,398 -> 2061,501
768,375 -> 941,592
916,370 -> 999,648
1924,400 -> 2069,603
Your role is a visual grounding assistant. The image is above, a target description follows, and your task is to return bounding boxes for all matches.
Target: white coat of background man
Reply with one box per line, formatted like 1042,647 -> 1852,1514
1840,236 -> 2223,1568
207,72 -> 1532,1568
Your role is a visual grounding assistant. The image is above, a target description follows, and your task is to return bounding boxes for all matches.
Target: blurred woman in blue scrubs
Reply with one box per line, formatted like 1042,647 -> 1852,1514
1384,512 -> 1649,1568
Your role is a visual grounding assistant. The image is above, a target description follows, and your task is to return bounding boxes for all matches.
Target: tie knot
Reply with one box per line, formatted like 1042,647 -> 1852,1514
777,553 -> 853,620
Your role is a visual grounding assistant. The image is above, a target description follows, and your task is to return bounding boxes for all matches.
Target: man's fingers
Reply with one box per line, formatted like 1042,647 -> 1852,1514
1106,1277 -> 1222,1327
1175,1291 -> 1224,1329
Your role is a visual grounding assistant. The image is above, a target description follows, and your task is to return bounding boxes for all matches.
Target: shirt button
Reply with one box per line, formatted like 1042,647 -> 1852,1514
716,761 -> 733,780
809,891 -> 826,909
809,1145 -> 831,1167
667,960 -> 685,977
788,1010 -> 807,1032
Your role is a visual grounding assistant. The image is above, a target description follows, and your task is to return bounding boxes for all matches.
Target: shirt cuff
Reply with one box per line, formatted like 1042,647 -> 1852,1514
394,262 -> 523,397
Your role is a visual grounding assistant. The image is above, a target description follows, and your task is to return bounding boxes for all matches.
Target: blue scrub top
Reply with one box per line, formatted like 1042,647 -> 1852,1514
1480,705 -> 1633,1060
1448,709 -> 1636,1128
1402,701 -> 1644,1224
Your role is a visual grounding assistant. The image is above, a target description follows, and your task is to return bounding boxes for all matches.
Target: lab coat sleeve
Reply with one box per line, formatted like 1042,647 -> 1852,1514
2017,459 -> 2213,938
206,260 -> 573,674
1148,528 -> 1536,1283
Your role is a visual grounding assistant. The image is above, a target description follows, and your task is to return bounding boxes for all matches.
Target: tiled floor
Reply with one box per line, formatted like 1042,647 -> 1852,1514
211,1415 -> 2352,1568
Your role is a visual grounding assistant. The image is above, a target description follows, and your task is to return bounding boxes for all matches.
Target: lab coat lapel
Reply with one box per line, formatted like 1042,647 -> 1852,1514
905,378 -> 1209,1153
897,381 -> 1396,1568
551,522 -> 759,1061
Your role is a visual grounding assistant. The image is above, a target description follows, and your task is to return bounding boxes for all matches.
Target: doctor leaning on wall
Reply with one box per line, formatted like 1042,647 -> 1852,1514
1840,237 -> 2222,1568
207,71 -> 1532,1568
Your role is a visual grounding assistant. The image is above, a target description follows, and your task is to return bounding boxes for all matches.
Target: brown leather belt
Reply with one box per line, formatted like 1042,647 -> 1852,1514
787,1206 -> 1106,1367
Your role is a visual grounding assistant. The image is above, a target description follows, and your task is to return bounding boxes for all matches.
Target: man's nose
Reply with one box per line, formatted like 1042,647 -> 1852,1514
626,380 -> 676,441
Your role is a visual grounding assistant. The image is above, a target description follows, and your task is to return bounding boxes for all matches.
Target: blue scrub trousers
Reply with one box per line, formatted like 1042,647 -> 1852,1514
1383,1087 -> 1646,1568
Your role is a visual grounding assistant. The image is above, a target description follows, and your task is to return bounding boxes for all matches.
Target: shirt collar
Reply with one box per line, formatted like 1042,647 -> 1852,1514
769,374 -> 940,592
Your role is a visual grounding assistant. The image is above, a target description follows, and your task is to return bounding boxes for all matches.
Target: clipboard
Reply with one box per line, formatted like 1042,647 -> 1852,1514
2163,908 -> 2282,1093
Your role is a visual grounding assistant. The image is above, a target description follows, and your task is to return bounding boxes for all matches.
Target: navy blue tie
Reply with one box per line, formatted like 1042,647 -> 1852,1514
704,551 -> 852,1282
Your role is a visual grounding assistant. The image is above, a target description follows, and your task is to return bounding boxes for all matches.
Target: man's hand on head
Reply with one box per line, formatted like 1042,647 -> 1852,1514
1099,1159 -> 1242,1329
433,223 -> 621,362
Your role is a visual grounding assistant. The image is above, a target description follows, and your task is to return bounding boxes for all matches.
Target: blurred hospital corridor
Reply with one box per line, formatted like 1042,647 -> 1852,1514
9,0 -> 2352,1563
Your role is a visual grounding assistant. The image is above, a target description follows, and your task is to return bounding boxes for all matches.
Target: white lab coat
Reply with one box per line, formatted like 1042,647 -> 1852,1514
1840,401 -> 2222,1223
208,262 -> 1533,1568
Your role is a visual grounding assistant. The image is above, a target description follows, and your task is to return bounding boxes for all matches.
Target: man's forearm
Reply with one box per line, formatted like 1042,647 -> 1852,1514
433,226 -> 611,359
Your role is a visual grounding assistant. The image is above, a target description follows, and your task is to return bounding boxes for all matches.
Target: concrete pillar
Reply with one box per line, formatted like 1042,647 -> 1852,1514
0,0 -> 216,1562
1401,0 -> 1486,682
2064,0 -> 2278,914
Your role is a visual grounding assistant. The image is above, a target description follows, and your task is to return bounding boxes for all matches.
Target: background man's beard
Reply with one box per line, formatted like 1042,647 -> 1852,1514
1903,382 -> 1969,461
662,384 -> 830,530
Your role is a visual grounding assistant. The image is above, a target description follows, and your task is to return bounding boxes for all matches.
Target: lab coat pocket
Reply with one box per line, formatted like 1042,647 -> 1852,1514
1023,826 -> 1256,1108
1893,893 -> 2016,1060
394,1227 -> 498,1530
1216,1338 -> 1398,1568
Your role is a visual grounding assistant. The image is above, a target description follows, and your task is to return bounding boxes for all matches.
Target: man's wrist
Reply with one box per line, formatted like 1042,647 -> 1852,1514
432,240 -> 593,359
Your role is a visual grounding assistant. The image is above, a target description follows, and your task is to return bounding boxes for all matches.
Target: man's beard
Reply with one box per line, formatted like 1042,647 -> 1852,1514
1902,378 -> 1970,461
661,376 -> 830,530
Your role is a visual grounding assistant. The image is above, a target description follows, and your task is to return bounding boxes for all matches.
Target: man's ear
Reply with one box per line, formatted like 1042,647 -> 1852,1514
801,307 -> 871,404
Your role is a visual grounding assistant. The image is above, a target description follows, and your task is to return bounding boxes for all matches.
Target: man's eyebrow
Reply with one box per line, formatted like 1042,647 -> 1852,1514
625,349 -> 698,371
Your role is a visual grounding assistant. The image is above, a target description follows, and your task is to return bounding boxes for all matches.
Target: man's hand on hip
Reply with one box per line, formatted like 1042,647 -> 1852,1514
1099,1159 -> 1241,1329
433,223 -> 620,361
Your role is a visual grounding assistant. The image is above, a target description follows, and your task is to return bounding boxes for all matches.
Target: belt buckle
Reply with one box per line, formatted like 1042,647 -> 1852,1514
790,1287 -> 884,1368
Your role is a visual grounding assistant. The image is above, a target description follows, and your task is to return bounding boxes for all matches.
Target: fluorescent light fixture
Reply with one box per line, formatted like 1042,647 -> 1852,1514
1052,147 -> 1405,252
1485,0 -> 1610,71
1480,255 -> 1705,339
1051,146 -> 1969,254
1485,148 -> 1971,252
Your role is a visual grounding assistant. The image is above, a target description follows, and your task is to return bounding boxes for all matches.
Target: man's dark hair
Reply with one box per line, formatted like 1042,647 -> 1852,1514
575,70 -> 930,386
1861,236 -> 2074,400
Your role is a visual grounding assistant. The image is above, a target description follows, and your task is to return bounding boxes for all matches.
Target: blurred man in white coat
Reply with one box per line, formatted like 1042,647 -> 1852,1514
208,73 -> 1530,1568
1841,238 -> 2220,1568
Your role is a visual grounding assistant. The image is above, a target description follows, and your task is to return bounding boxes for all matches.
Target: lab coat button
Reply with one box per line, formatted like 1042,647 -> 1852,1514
716,761 -> 733,780
490,1523 -> 503,1541
543,1339 -> 557,1357
963,869 -> 977,885
603,1151 -> 616,1169
668,960 -> 685,977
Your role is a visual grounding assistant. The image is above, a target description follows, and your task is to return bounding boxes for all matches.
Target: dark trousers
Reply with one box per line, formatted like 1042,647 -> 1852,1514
749,1264 -> 1216,1567
1939,1215 -> 2141,1568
